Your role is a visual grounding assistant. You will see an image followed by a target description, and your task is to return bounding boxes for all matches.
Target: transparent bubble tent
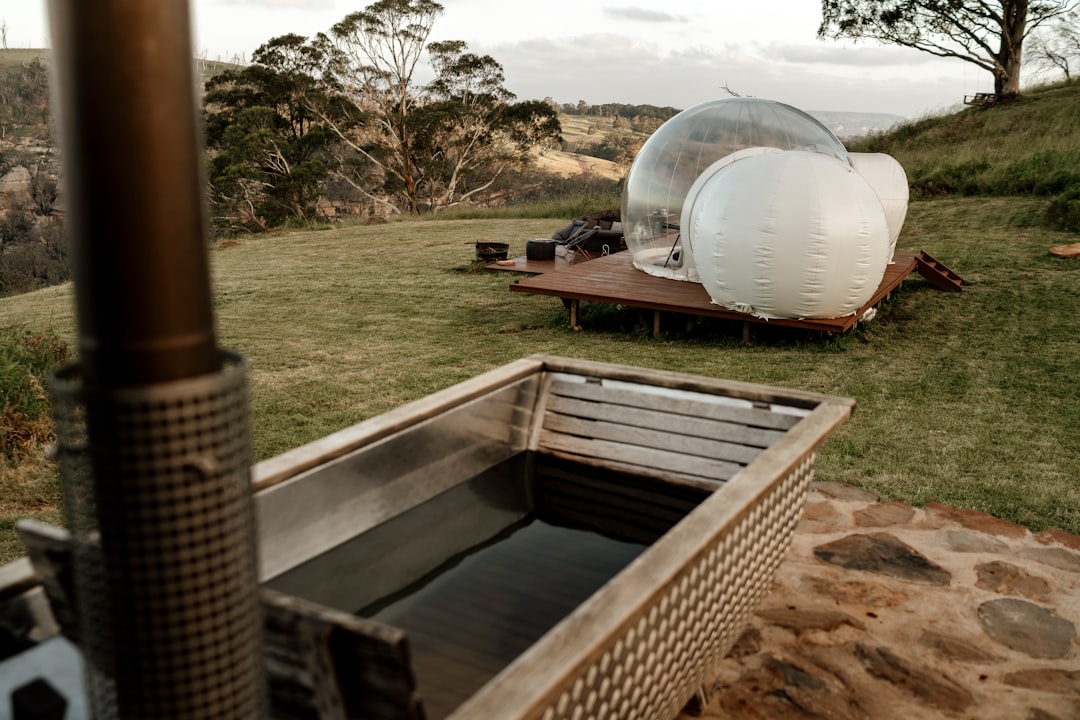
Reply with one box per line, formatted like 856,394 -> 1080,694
620,97 -> 908,320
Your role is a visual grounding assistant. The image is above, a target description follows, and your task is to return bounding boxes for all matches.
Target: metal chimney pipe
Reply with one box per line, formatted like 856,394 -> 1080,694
48,0 -> 217,387
47,1 -> 266,717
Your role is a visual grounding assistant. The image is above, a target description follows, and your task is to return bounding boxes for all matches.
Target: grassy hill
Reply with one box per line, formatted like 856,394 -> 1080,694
532,115 -> 626,180
849,78 -> 1080,230
2,75 -> 1080,563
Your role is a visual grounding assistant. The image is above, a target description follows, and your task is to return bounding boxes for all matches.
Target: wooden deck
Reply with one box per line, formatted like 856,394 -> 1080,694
486,254 -> 574,274
509,250 -> 927,336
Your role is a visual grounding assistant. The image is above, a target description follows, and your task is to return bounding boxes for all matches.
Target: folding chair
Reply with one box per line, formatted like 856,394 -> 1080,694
562,223 -> 601,264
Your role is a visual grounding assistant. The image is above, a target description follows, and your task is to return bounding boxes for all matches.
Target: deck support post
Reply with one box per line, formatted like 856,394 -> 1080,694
653,311 -> 661,337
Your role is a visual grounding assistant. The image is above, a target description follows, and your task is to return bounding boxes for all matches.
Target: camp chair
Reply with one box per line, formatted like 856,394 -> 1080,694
562,223 -> 602,263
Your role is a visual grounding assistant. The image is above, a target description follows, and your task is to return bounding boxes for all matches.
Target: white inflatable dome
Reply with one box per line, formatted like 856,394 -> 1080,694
685,151 -> 891,320
849,152 -> 909,257
621,98 -> 851,281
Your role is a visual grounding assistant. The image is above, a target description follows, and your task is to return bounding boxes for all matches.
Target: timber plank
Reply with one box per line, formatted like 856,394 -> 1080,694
548,378 -> 803,431
536,501 -> 670,545
546,394 -> 787,448
536,475 -> 694,526
533,355 -> 846,409
537,430 -> 744,481
543,413 -> 764,465
538,448 -> 735,492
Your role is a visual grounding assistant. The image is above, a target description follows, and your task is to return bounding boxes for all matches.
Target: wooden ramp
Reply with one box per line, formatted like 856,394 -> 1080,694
510,250 -> 958,336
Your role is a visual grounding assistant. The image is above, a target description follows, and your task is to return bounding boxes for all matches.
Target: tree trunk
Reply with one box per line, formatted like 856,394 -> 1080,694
996,0 -> 1029,100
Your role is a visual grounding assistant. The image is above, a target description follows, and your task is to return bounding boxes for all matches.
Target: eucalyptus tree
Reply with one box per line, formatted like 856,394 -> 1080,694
321,0 -> 440,214
416,40 -> 561,210
1028,11 -> 1080,79
321,0 -> 561,214
818,0 -> 1080,101
203,34 -> 341,231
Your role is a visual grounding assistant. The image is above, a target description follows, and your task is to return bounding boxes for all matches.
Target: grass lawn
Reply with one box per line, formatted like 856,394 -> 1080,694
1,196 -> 1078,562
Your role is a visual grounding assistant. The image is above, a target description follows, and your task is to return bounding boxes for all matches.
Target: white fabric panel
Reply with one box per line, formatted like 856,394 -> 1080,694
850,152 -> 909,257
685,151 -> 891,320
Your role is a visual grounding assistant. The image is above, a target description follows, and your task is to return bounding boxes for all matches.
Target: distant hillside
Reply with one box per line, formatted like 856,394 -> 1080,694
540,114 -> 637,179
0,48 -> 239,83
808,110 -> 905,140
0,49 -> 47,67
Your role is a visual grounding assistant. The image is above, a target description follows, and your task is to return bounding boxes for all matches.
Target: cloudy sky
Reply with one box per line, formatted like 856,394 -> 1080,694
4,0 -> 992,118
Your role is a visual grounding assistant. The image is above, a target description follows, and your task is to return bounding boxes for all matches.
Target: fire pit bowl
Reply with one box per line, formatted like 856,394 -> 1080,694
475,241 -> 509,262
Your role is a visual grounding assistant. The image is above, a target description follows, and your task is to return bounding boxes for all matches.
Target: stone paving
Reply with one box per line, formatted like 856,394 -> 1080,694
685,482 -> 1080,720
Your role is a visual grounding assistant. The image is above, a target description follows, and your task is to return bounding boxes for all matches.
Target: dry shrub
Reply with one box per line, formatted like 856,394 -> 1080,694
0,406 -> 54,460
0,328 -> 69,460
0,446 -> 62,518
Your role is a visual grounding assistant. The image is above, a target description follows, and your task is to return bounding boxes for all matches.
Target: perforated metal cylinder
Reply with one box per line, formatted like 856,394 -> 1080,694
50,354 -> 266,719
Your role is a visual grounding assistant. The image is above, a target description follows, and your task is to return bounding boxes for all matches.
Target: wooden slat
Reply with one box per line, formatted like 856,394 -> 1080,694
532,355 -> 852,410
533,455 -> 714,544
536,491 -> 684,542
546,395 -> 787,448
543,413 -> 763,465
536,502 -> 668,546
483,255 -> 573,274
915,251 -> 965,292
538,430 -> 743,482
548,378 -> 802,431
510,250 -> 923,334
263,589 -> 424,720
536,448 -> 730,493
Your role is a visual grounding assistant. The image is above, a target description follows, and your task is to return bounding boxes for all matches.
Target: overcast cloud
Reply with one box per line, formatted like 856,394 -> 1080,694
604,7 -> 688,24
3,0 -> 985,117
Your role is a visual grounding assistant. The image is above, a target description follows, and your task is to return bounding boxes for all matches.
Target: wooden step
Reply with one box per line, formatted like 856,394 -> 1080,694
915,251 -> 965,292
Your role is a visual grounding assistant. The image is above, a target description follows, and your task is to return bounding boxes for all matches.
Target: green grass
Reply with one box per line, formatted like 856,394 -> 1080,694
1,196 -> 1078,563
851,79 -> 1080,212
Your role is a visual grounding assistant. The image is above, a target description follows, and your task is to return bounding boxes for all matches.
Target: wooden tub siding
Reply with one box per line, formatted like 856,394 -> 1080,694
535,375 -> 805,486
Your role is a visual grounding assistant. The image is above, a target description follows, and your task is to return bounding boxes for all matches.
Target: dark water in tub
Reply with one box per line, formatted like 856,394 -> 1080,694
263,453 -> 705,719
362,515 -> 646,718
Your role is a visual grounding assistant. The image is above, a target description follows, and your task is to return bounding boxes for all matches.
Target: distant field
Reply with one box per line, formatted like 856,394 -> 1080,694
533,114 -> 625,180
531,146 -> 622,179
0,48 -> 47,66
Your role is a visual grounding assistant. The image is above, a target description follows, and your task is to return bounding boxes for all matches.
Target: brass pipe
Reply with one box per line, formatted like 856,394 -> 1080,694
48,0 -> 216,387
